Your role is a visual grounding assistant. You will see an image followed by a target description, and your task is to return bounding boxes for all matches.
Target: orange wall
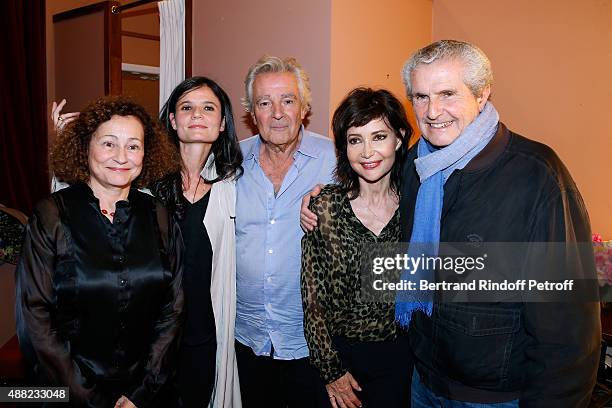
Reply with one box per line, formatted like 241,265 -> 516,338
330,0 -> 432,144
192,0 -> 432,141
433,0 -> 612,238
192,0 -> 332,139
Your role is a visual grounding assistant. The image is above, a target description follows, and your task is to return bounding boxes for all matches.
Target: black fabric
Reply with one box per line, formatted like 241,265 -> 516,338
177,191 -> 215,345
173,191 -> 216,407
332,334 -> 413,408
235,340 -> 331,408
400,123 -> 600,406
176,342 -> 216,408
15,183 -> 184,407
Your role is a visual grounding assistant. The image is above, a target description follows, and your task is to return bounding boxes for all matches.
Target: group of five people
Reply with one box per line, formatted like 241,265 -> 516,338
16,40 -> 600,408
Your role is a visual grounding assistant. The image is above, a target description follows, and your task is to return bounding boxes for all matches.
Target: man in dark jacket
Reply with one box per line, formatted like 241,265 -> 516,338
301,39 -> 600,407
400,40 -> 600,407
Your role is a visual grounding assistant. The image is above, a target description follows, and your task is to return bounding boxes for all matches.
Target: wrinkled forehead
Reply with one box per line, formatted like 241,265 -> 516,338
411,58 -> 468,90
253,71 -> 300,96
92,115 -> 145,140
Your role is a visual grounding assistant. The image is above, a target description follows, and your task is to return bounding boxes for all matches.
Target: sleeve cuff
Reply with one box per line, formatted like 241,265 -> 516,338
316,355 -> 346,384
129,385 -> 151,408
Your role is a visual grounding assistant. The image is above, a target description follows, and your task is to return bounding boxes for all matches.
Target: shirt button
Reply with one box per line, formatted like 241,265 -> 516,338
120,278 -> 127,286
268,249 -> 273,254
266,276 -> 272,283
270,219 -> 276,224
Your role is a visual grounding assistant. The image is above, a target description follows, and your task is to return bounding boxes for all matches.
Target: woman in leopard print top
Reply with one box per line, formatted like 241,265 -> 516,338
301,88 -> 413,408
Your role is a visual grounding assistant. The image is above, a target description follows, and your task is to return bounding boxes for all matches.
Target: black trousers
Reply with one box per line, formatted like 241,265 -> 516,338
332,334 -> 413,408
235,340 -> 331,408
176,341 -> 216,408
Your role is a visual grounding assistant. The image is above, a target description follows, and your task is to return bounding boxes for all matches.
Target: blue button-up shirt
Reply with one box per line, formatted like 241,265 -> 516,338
235,128 -> 336,359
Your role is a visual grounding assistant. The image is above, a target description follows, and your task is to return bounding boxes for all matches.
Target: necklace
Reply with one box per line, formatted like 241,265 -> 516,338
101,208 -> 115,217
358,192 -> 398,223
363,203 -> 384,223
182,171 -> 204,203
192,176 -> 202,203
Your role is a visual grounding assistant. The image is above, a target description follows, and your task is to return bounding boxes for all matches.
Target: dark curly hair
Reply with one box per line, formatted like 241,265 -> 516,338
50,96 -> 179,188
332,88 -> 412,199
151,76 -> 243,218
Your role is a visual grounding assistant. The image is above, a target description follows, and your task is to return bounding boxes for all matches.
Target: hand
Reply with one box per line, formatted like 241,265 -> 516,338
326,372 -> 362,408
300,184 -> 322,232
114,395 -> 137,408
51,99 -> 80,133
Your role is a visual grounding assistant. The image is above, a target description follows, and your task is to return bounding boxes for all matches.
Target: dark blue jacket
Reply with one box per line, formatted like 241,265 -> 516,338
400,123 -> 600,407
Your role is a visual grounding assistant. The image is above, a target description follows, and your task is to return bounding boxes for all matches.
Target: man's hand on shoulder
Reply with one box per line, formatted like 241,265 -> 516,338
300,184 -> 323,232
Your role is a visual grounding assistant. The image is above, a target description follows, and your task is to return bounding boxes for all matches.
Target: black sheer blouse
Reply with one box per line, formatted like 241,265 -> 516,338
16,183 -> 184,407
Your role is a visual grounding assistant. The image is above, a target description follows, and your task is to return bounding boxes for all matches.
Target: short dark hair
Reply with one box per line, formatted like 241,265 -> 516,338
50,96 -> 179,188
332,88 -> 412,199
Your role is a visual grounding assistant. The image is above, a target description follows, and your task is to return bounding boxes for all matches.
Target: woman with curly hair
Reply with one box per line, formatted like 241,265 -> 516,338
150,76 -> 243,408
16,96 -> 183,408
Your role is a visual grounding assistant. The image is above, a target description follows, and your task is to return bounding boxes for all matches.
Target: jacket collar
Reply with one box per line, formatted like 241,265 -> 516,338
462,122 -> 510,172
72,181 -> 137,208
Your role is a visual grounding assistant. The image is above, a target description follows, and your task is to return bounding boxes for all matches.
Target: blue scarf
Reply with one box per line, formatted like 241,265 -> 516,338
395,102 -> 499,328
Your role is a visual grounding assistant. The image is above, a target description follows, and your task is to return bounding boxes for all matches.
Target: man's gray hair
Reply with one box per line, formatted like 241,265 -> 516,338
402,40 -> 493,99
242,55 -> 312,113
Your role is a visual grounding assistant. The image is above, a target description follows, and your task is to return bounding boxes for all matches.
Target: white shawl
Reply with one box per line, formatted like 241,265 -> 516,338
201,154 -> 241,408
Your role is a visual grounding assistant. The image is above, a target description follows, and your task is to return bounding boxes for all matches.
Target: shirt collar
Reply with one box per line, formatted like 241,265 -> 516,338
243,136 -> 261,170
75,181 -> 135,208
243,125 -> 322,169
295,126 -> 321,159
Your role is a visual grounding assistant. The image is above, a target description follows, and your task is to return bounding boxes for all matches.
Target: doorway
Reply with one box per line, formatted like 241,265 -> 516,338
50,0 -> 192,118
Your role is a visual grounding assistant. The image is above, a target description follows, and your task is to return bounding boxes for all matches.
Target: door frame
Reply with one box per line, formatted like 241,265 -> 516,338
53,0 -> 122,95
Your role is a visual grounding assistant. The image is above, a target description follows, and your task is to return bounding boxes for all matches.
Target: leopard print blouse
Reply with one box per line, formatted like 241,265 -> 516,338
301,184 -> 401,384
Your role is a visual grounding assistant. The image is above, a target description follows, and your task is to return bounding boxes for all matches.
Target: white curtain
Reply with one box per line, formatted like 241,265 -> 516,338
158,0 -> 185,110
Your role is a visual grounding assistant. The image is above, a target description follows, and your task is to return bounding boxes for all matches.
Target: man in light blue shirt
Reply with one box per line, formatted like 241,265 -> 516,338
235,55 -> 336,408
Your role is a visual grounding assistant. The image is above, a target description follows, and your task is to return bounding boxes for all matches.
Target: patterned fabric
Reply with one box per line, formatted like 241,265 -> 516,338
0,210 -> 25,265
301,184 -> 400,383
